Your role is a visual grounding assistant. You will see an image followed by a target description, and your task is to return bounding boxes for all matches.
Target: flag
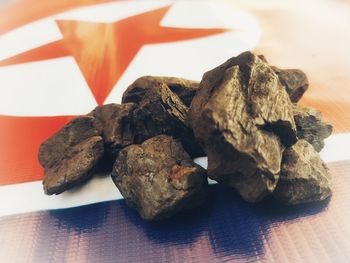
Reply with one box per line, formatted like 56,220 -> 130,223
0,0 -> 350,262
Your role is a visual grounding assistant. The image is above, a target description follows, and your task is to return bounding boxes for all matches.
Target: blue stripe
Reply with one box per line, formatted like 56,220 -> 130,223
1,161 -> 350,262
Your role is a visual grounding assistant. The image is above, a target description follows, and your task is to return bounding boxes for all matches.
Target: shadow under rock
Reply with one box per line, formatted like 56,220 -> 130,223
123,184 -> 331,259
48,200 -> 111,232
119,195 -> 213,245
30,202 -> 111,262
254,194 -> 330,221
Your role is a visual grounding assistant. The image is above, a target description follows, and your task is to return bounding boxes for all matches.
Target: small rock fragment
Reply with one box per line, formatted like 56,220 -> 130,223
257,54 -> 268,62
257,55 -> 309,103
271,66 -> 309,103
90,103 -> 136,156
164,77 -> 200,107
39,116 -> 104,195
188,51 -> 297,202
293,106 -> 333,152
128,81 -> 204,158
273,140 -> 332,204
111,135 -> 208,220
122,76 -> 200,107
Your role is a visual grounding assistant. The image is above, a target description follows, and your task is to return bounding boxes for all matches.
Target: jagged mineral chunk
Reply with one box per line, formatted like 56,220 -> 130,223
90,103 -> 136,156
39,116 -> 104,195
293,106 -> 333,152
272,67 -> 309,103
188,51 -> 297,202
111,135 -> 208,220
258,55 -> 309,103
122,76 -> 200,107
165,77 -> 200,107
126,80 -> 204,158
273,139 -> 332,204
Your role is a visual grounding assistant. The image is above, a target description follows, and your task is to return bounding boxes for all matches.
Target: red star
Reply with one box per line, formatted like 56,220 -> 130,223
0,6 -> 228,104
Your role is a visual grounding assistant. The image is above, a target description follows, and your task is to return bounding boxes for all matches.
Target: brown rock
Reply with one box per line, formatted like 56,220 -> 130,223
257,54 -> 268,62
129,81 -> 204,158
294,106 -> 333,152
90,103 -> 136,156
163,77 -> 200,107
271,66 -> 309,103
273,140 -> 332,204
39,116 -> 104,195
258,55 -> 309,103
122,76 -> 200,107
188,51 -> 297,202
111,135 -> 208,220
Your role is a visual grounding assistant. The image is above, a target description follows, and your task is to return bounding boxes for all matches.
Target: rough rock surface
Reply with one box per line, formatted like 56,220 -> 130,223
258,55 -> 309,103
294,106 -> 333,152
188,51 -> 297,202
273,140 -> 332,204
111,135 -> 208,220
272,66 -> 309,103
90,103 -> 136,156
122,76 -> 200,107
165,77 -> 200,107
39,116 -> 104,195
127,81 -> 204,158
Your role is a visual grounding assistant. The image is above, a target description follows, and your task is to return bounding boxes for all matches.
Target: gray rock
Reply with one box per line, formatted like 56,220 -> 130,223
39,116 -> 104,195
122,76 -> 200,107
273,140 -> 332,204
294,106 -> 333,152
111,135 -> 208,220
188,51 -> 297,202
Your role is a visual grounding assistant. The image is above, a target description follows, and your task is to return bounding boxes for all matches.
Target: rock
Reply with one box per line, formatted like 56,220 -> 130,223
257,54 -> 268,62
129,81 -> 204,158
273,140 -> 332,204
39,116 -> 104,195
111,135 -> 208,220
163,77 -> 200,107
271,67 -> 309,103
122,76 -> 200,107
90,103 -> 136,156
188,51 -> 297,202
293,106 -> 333,152
257,55 -> 309,103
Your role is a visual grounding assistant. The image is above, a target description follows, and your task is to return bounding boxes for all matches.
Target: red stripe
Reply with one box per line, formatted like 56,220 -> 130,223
0,115 -> 74,185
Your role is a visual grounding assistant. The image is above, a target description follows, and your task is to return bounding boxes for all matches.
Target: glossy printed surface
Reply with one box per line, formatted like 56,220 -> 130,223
0,2 -> 227,186
1,160 -> 350,262
1,1 -> 350,262
0,6 -> 227,105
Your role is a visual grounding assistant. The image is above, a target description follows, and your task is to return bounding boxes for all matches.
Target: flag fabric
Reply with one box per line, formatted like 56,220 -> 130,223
0,1 -> 350,262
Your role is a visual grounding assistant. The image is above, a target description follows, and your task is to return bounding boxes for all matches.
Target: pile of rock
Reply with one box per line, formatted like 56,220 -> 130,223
39,51 -> 332,220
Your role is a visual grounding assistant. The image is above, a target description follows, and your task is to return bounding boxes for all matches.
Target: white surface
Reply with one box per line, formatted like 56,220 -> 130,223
0,175 -> 122,217
0,57 -> 97,116
0,19 -> 62,61
320,133 -> 350,163
55,1 -> 171,23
